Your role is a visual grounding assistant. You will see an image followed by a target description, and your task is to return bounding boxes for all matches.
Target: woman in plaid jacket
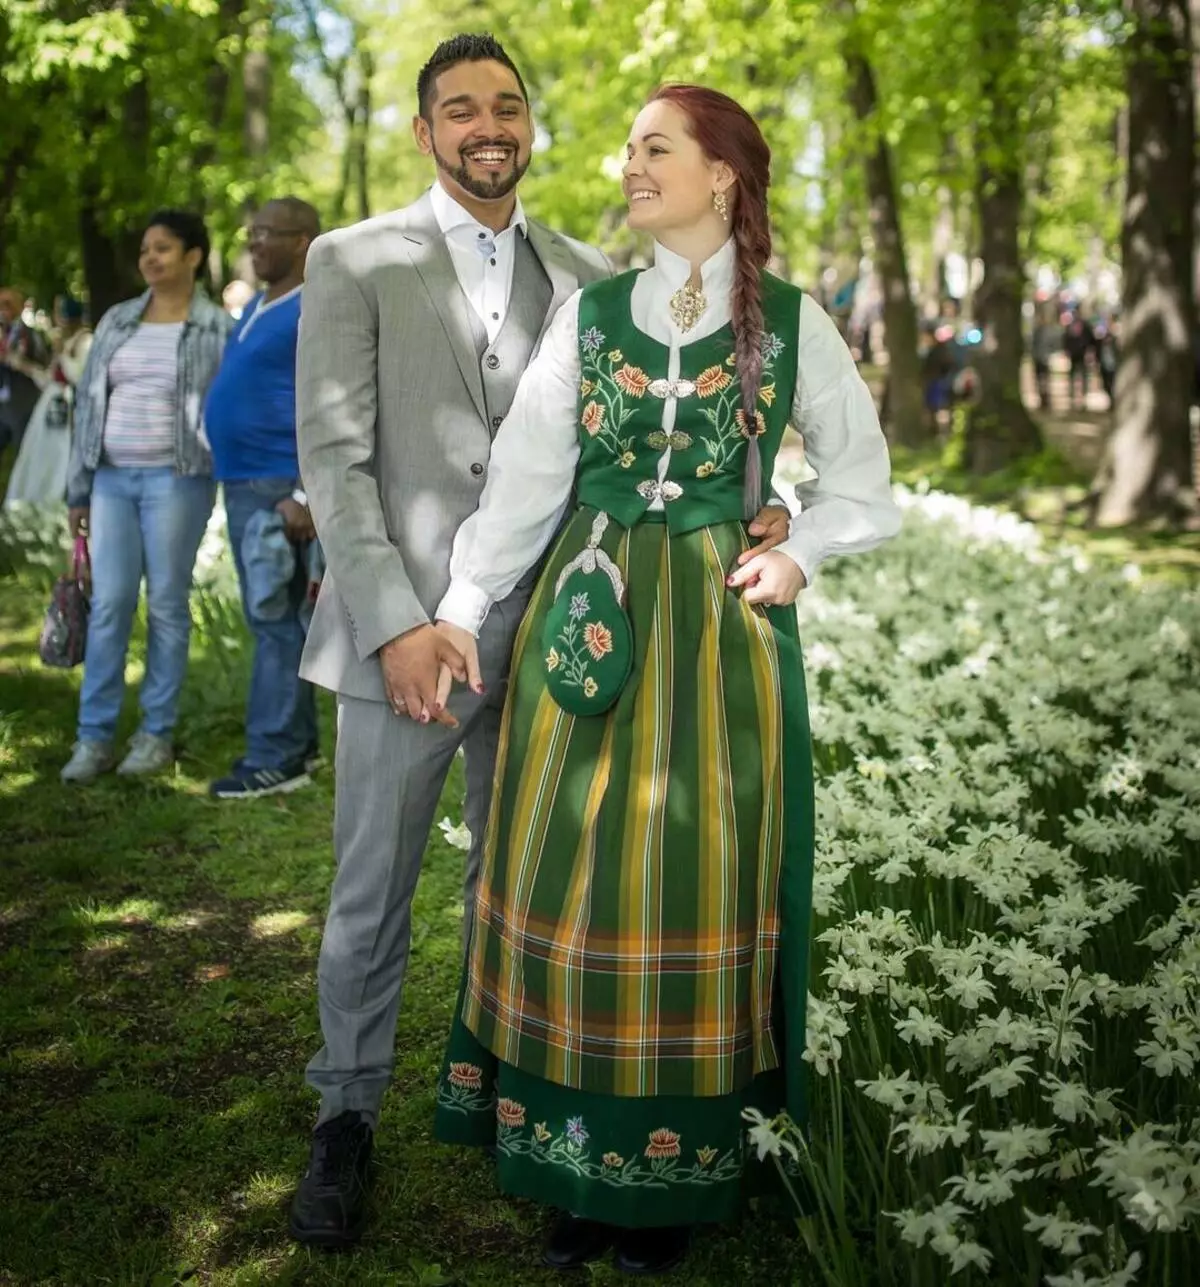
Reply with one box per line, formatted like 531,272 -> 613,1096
61,210 -> 231,784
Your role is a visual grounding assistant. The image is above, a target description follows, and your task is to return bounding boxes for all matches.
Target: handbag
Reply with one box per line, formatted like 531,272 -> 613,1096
540,511 -> 634,716
39,536 -> 90,668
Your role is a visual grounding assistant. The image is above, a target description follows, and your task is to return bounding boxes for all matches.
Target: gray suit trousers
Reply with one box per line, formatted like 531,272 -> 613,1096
305,593 -> 526,1126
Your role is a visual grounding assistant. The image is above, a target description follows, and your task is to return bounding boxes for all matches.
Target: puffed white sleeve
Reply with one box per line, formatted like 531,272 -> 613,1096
775,295 -> 902,583
435,292 -> 583,635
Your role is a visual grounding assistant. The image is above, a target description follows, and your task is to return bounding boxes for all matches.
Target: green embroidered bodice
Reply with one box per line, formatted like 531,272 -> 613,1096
573,270 -> 802,533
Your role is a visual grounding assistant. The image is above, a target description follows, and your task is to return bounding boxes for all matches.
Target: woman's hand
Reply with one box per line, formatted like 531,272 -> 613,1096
738,503 -> 791,563
727,550 -> 807,606
433,620 -> 484,716
68,506 -> 89,538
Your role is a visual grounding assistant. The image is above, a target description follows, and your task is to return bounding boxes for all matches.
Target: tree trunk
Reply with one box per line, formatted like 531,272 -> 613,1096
79,199 -> 141,322
243,31 -> 271,173
928,179 -> 955,314
1091,0 -> 1196,525
0,127 -> 38,284
843,25 -> 928,447
191,0 -> 246,192
78,80 -> 149,319
352,41 -> 374,222
232,12 -> 273,283
964,1 -> 1042,473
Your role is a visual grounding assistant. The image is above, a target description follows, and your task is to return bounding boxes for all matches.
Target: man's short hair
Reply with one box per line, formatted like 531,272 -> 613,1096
267,196 -> 321,240
416,33 -> 529,121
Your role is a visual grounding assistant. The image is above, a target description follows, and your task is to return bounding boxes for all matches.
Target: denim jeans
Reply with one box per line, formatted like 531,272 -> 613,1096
224,477 -> 317,770
78,466 -> 216,743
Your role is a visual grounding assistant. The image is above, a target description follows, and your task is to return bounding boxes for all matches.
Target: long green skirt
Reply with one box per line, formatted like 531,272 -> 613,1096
434,508 -> 814,1228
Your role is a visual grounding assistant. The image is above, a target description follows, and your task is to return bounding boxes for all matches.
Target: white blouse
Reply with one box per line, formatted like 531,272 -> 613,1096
437,238 -> 901,635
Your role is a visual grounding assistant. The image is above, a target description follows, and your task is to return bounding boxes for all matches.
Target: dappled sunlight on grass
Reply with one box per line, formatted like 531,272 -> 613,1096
240,1169 -> 294,1212
82,931 -> 131,954
250,909 -> 313,939
157,909 -> 219,931
71,896 -> 162,927
3,1039 -> 76,1075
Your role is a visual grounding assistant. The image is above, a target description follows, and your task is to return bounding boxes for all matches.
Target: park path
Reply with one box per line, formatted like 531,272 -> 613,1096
774,354 -> 1114,478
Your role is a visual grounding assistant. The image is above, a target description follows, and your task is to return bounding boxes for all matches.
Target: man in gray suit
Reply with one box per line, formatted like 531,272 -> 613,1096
289,32 -> 794,1250
288,34 -> 612,1246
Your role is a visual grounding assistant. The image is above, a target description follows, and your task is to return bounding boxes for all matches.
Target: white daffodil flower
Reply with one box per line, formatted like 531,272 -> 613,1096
436,817 -> 472,851
1022,1206 -> 1102,1256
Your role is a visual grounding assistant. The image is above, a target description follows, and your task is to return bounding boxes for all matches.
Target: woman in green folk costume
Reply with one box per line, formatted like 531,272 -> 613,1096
431,85 -> 901,1275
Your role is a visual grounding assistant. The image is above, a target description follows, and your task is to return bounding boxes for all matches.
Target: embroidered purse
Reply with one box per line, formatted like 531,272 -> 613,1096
540,512 -> 633,716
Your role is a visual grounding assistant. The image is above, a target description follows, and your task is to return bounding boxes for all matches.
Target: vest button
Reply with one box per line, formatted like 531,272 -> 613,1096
470,462 -> 485,477
485,354 -> 500,369
492,415 -> 502,429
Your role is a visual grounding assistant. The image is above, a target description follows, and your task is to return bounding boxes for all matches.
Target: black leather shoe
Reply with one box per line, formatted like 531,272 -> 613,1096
288,1111 -> 374,1248
541,1213 -> 616,1269
613,1225 -> 691,1276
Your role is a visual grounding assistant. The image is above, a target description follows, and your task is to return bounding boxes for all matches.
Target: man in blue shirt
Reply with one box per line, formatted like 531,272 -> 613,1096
205,197 -> 322,797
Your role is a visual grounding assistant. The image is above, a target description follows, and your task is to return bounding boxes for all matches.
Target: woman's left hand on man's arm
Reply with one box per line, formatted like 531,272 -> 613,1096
726,550 -> 807,606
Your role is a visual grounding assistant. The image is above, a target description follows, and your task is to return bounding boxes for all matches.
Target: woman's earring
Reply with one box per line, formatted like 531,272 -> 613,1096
713,190 -> 729,221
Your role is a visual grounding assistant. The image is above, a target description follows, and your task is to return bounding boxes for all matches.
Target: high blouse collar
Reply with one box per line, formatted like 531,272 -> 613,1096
652,237 -> 736,297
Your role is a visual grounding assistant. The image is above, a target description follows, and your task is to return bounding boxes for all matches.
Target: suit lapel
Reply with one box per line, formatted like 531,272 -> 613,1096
401,192 -> 488,424
525,220 -> 580,343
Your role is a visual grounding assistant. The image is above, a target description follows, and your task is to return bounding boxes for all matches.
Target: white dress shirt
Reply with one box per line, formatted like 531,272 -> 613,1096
437,237 -> 901,635
430,180 -> 528,345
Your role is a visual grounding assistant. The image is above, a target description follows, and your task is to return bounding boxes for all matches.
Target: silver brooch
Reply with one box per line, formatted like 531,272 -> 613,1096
636,479 -> 683,503
553,511 -> 626,602
647,378 -> 697,400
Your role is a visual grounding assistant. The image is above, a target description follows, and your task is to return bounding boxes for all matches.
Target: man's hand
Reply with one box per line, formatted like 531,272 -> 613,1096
727,550 -> 807,606
68,506 -> 89,539
432,621 -> 484,714
738,503 -> 791,564
379,624 -> 468,727
275,497 -> 316,544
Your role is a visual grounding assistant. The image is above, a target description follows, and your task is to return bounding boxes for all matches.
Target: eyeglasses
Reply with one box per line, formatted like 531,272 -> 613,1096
247,225 -> 305,242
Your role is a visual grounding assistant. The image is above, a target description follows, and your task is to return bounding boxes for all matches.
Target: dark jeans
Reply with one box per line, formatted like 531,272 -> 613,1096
1069,357 -> 1089,405
224,477 -> 317,771
1034,359 -> 1052,409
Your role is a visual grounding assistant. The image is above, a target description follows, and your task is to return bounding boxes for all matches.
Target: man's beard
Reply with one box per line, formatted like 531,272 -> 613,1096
433,140 -> 529,200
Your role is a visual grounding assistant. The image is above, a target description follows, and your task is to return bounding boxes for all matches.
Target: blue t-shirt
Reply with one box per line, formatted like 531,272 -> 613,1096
205,288 -> 302,482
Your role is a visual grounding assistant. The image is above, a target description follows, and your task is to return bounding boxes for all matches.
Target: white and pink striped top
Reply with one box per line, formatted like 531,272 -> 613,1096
101,322 -> 182,468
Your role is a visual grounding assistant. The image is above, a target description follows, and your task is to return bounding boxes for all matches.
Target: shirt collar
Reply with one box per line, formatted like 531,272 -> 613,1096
430,180 -> 528,241
253,283 -> 303,313
652,237 -> 736,297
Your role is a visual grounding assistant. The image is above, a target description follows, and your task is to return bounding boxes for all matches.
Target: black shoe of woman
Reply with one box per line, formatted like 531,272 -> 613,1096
541,1213 -> 616,1269
613,1225 -> 691,1276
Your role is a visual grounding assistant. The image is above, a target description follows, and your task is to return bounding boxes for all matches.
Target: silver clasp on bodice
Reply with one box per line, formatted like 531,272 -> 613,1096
647,378 -> 696,400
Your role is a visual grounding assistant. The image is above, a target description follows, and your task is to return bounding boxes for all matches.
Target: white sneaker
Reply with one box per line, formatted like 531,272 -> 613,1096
61,740 -> 116,784
116,731 -> 175,777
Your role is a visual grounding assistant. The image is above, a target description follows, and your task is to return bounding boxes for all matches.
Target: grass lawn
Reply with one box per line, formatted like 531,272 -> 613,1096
0,565 -> 810,1286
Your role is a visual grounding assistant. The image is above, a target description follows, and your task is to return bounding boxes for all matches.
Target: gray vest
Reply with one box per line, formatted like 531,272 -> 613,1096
466,233 -> 553,437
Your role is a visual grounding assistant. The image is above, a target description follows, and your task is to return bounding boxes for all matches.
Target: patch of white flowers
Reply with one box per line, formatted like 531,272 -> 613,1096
768,486 -> 1200,1285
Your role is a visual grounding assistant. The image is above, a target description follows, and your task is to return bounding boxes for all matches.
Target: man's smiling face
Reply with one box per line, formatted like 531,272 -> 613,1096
415,58 -> 533,204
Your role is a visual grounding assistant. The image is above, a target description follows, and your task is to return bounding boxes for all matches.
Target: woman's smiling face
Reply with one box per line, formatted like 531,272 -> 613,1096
622,100 -> 731,237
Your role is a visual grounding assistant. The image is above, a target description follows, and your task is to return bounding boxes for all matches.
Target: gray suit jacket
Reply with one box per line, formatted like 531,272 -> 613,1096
296,190 -> 610,701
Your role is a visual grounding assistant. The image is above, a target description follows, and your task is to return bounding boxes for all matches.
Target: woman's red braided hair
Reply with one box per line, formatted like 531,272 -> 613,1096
649,84 -> 772,517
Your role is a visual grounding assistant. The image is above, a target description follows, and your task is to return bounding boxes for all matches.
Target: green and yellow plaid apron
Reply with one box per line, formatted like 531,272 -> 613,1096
435,274 -> 815,1227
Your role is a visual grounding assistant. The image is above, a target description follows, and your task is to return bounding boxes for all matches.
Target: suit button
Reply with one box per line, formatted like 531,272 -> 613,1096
470,462 -> 485,476
485,354 -> 500,369
492,415 -> 502,429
